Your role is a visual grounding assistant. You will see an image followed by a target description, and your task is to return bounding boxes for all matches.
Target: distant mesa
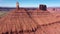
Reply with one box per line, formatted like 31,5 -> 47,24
39,4 -> 47,11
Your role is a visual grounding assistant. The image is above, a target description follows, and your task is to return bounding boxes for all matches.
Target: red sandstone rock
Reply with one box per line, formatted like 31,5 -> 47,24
0,2 -> 60,34
39,4 -> 47,11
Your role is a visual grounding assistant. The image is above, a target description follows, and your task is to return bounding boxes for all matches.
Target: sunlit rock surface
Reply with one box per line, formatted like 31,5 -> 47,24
0,8 -> 60,34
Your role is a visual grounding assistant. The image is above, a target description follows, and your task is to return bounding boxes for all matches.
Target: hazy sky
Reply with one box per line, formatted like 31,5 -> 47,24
0,0 -> 60,7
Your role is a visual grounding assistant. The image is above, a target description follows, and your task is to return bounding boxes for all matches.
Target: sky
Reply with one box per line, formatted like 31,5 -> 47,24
0,0 -> 60,7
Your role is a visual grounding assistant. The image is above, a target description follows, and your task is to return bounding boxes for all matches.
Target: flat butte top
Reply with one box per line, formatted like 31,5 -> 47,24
0,9 -> 60,34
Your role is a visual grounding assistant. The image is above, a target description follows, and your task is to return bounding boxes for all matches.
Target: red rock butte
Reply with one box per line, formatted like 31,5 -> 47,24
0,2 -> 60,34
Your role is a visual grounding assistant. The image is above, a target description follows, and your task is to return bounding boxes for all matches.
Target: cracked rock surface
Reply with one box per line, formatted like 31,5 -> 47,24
0,9 -> 60,34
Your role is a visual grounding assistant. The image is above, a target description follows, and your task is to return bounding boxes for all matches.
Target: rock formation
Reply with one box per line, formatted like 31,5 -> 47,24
16,2 -> 19,10
0,2 -> 60,34
39,4 -> 47,11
